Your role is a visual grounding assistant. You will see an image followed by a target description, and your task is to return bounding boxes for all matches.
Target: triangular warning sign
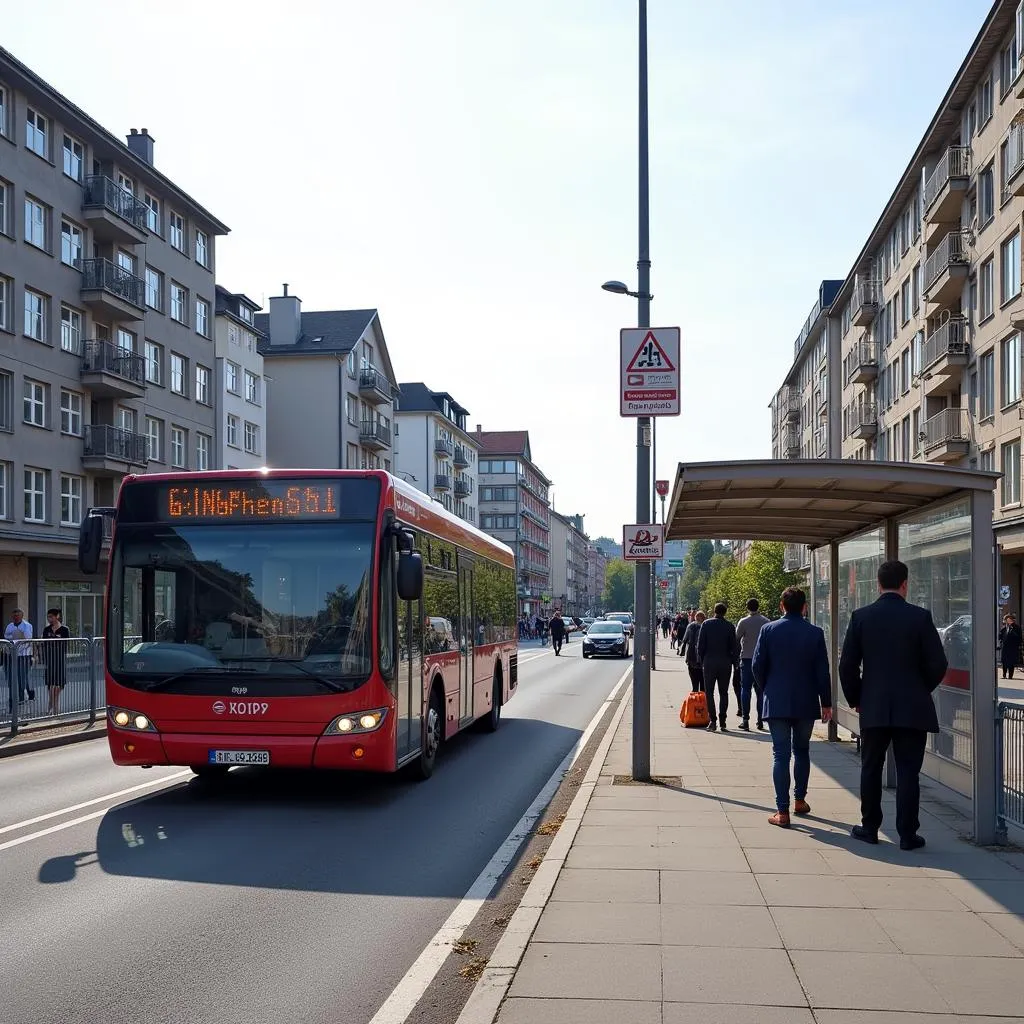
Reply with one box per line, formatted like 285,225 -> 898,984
625,330 -> 676,373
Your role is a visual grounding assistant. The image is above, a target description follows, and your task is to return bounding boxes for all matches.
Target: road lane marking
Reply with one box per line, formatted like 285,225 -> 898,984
367,662 -> 633,1024
0,771 -> 191,838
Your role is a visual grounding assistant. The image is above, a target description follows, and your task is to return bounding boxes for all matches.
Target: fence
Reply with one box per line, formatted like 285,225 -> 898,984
996,702 -> 1024,835
0,637 -> 105,737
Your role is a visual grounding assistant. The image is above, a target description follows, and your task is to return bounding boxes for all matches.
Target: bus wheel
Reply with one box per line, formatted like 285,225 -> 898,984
190,765 -> 229,783
414,689 -> 444,781
481,672 -> 502,733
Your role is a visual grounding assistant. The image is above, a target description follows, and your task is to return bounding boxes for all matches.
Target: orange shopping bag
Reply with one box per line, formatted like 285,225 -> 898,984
680,691 -> 710,728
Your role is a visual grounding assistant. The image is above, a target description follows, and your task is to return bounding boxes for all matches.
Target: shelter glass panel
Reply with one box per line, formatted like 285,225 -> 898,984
837,529 -> 884,711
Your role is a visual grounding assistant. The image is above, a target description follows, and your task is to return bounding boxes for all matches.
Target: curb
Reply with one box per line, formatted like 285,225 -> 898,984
0,724 -> 107,758
454,679 -> 634,1024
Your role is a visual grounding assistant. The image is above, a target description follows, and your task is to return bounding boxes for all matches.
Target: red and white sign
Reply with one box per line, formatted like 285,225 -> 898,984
620,327 -> 681,417
658,579 -> 670,589
622,523 -> 665,561
655,479 -> 669,498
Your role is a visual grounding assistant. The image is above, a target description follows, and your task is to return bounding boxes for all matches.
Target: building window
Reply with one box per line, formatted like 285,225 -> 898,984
195,230 -> 209,268
981,70 -> 994,124
226,414 -> 240,448
0,86 -> 6,138
981,257 -> 995,319
170,282 -> 187,323
144,340 -> 163,384
980,349 -> 996,419
1001,37 -> 1019,97
980,163 -> 995,224
1003,439 -> 1022,505
24,195 -> 48,250
60,474 -> 83,526
117,172 -> 134,195
60,305 -> 82,354
0,276 -> 9,332
1002,231 -> 1021,303
239,304 -> 253,324
116,406 -> 137,434
0,462 -> 7,519
145,193 -> 160,233
245,370 -> 260,404
0,179 -> 9,236
1004,332 -> 1022,407
60,219 -> 82,267
145,416 -> 162,461
195,297 -> 210,337
62,135 -> 84,182
116,327 -> 135,356
60,389 -> 82,436
170,426 -> 186,468
0,370 -> 12,432
244,421 -> 260,455
980,448 -> 995,472
347,350 -> 357,377
169,211 -> 185,252
145,267 -> 162,310
225,361 -> 239,394
117,249 -> 135,275
25,108 -> 47,158
195,364 -> 210,405
24,289 -> 46,341
170,353 -> 186,395
24,468 -> 46,523
196,433 -> 210,471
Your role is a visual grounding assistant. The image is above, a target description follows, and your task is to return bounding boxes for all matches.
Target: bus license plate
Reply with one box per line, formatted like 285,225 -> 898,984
208,750 -> 270,766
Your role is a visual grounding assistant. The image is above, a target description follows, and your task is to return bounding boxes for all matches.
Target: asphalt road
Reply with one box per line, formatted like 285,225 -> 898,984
0,640 -> 628,1024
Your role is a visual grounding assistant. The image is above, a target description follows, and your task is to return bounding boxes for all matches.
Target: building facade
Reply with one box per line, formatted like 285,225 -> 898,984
393,383 -> 478,523
587,543 -> 610,614
549,510 -> 589,617
214,287 -> 265,470
0,47 -> 228,630
255,288 -> 398,473
474,428 -> 552,617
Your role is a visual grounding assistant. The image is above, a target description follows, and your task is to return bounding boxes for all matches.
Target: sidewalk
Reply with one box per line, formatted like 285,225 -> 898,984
488,640 -> 1024,1023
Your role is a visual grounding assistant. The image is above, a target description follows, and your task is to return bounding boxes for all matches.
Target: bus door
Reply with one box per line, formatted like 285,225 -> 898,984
396,597 -> 423,761
459,562 -> 474,726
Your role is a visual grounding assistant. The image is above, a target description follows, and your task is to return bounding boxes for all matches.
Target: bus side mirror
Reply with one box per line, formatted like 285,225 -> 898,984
78,507 -> 115,574
397,549 -> 424,602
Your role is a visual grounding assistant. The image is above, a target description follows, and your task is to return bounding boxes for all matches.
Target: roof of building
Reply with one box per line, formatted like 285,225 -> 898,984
475,430 -> 530,456
254,309 -> 378,356
396,382 -> 469,416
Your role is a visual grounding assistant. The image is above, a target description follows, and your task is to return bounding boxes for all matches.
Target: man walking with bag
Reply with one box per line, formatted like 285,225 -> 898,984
839,559 -> 947,851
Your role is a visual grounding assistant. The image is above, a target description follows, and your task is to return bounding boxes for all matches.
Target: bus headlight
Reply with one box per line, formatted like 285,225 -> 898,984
109,707 -> 158,732
325,709 -> 387,735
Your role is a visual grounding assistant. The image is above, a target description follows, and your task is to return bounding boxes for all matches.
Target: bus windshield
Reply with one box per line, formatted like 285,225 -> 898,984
109,522 -> 377,693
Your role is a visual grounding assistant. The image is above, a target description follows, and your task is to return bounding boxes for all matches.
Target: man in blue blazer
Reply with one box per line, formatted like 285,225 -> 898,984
751,586 -> 833,828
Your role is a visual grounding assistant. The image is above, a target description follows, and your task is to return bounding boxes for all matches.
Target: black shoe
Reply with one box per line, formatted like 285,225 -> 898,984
706,721 -> 717,732
739,720 -> 750,731
851,825 -> 879,845
756,720 -> 765,731
719,719 -> 728,731
900,834 -> 926,851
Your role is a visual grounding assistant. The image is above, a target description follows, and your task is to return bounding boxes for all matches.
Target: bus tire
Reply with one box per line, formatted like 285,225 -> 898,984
480,669 -> 502,733
413,685 -> 444,781
190,764 -> 229,783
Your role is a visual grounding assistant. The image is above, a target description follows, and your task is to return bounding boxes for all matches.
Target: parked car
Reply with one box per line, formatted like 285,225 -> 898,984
583,621 -> 631,659
605,612 -> 635,637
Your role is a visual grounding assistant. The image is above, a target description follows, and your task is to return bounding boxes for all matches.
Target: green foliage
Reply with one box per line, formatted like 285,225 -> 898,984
698,541 -> 803,619
678,539 -> 714,607
603,558 -> 634,611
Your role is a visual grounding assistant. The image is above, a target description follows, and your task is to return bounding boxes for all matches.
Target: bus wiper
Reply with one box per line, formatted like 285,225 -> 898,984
269,659 -> 348,694
142,666 -> 257,692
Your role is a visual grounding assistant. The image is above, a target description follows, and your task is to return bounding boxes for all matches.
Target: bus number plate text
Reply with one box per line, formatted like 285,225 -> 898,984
208,750 -> 270,766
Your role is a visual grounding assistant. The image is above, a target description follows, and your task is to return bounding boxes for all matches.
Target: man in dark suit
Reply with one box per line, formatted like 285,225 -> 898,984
752,587 -> 832,828
839,559 -> 948,851
697,603 -> 738,731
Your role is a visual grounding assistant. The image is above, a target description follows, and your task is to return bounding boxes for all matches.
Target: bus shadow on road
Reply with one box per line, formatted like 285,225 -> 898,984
38,715 -> 581,897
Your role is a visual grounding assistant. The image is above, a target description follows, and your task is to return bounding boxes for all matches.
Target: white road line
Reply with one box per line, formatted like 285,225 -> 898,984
0,807 -> 113,853
367,662 -> 633,1024
0,771 -> 191,838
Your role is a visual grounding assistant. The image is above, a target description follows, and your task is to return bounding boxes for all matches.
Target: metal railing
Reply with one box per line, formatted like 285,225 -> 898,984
434,437 -> 454,456
783,427 -> 801,455
358,367 -> 391,398
82,175 -> 148,231
996,702 -> 1024,834
80,257 -> 146,309
921,407 -> 969,449
843,338 -> 878,385
922,316 -> 969,372
851,278 -> 881,321
81,339 -> 146,383
455,476 -> 472,496
922,146 -> 972,215
358,420 -> 391,446
844,400 -> 877,434
454,446 -> 470,467
434,473 -> 452,491
83,424 -> 149,464
924,230 -> 971,291
779,386 -> 800,419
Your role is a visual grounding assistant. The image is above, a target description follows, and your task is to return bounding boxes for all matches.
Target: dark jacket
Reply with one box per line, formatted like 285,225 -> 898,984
697,615 -> 738,665
681,620 -> 701,664
751,613 -> 831,721
838,592 -> 947,733
549,615 -> 566,639
999,623 -> 1021,664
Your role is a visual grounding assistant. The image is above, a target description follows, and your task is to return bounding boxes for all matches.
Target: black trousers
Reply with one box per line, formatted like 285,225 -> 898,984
860,727 -> 928,840
686,662 -> 703,691
702,660 -> 732,723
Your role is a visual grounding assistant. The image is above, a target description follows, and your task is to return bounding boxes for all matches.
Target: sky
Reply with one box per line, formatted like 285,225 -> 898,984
4,0 -> 996,537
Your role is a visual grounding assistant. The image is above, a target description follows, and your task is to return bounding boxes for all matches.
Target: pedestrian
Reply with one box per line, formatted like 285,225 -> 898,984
999,613 -> 1021,679
680,611 -> 703,679
735,598 -> 771,731
838,559 -> 948,851
670,611 -> 685,651
697,603 -> 739,731
660,613 -> 672,640
550,611 -> 566,656
751,587 -> 833,828
4,608 -> 35,708
40,608 -> 71,717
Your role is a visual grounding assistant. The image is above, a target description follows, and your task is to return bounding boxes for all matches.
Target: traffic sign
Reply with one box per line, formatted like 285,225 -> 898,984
658,579 -> 669,589
622,523 -> 665,561
620,327 -> 681,417
655,479 -> 669,497
667,559 -> 683,567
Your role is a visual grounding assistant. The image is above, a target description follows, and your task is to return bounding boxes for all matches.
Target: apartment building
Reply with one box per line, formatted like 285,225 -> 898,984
393,383 -> 479,523
474,428 -> 552,616
214,287 -> 265,470
0,48 -> 228,630
255,288 -> 398,472
587,543 -> 610,613
549,510 -> 589,617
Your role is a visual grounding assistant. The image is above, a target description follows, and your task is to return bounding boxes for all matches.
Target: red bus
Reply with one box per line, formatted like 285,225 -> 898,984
77,469 -> 519,781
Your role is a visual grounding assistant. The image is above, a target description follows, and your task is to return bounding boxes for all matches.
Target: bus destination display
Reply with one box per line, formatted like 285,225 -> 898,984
165,481 -> 341,521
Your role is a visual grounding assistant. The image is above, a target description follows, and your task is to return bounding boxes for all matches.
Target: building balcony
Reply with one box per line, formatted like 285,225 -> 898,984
783,427 -> 801,458
920,408 -> 969,463
80,258 -> 145,321
921,316 -> 969,397
358,419 -> 391,450
358,367 -> 392,405
851,278 -> 881,327
814,429 -> 827,457
843,337 -> 879,386
923,230 -> 970,310
921,146 -> 971,243
1006,124 -> 1024,197
81,175 -> 148,244
434,473 -> 452,491
455,477 -> 472,497
82,424 -> 148,475
434,437 -> 454,458
845,401 -> 878,441
453,445 -> 470,468
80,339 -> 146,399
780,386 -> 800,423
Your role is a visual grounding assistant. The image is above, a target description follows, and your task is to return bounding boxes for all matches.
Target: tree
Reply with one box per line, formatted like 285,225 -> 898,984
603,558 -> 634,611
678,539 -> 714,607
698,541 -> 803,619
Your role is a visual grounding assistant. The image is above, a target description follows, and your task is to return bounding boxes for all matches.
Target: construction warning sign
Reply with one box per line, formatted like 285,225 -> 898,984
619,327 -> 681,417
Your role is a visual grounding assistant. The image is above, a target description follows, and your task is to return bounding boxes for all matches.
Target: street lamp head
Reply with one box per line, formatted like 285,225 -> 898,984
601,280 -> 630,295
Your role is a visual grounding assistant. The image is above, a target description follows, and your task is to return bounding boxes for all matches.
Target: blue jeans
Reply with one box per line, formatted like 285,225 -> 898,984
740,659 -> 762,723
767,718 -> 815,812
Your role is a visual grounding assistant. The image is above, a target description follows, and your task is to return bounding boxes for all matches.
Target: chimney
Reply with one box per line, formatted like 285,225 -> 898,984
268,284 -> 302,346
475,424 -> 482,433
126,128 -> 154,165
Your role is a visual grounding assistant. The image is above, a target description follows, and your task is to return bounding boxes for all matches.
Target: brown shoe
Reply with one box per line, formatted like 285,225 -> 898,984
769,811 -> 791,828
793,799 -> 811,816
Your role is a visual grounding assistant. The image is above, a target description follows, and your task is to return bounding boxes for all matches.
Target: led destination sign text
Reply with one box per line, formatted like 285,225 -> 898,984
165,483 -> 341,521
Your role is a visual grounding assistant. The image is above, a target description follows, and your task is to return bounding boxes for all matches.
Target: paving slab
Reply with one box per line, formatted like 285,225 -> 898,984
662,945 -> 806,1005
532,901 -> 661,944
497,998 -> 661,1024
663,1006 -> 815,1024
769,906 -> 898,953
549,867 -> 660,903
660,869 -> 765,906
659,904 -> 781,948
508,943 -> 661,1001
912,953 -> 1024,1016
871,909 -> 1022,957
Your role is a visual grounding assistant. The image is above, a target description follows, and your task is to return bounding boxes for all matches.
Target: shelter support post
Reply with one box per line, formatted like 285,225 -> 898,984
828,542 -> 839,742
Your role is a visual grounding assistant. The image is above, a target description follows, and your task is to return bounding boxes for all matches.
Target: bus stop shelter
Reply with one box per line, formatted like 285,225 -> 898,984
664,459 -> 1001,845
